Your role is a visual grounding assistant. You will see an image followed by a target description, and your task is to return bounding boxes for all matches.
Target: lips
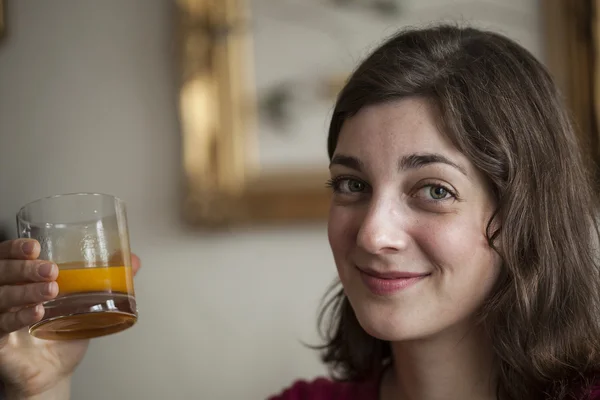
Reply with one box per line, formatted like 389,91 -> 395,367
360,268 -> 430,280
357,267 -> 430,295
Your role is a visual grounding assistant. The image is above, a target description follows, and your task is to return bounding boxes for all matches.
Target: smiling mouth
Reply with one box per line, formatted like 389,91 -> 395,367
357,267 -> 431,296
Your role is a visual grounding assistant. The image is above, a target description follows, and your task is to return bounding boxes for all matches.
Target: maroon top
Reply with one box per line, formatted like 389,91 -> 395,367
267,377 -> 379,400
268,377 -> 600,400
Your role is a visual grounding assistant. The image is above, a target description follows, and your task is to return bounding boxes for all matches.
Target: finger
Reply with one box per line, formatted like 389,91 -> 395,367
0,239 -> 40,260
131,254 -> 141,276
0,282 -> 58,310
108,252 -> 141,275
0,260 -> 57,285
0,304 -> 44,337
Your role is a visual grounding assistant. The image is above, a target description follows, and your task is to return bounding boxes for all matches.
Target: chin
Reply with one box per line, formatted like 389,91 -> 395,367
348,295 -> 432,342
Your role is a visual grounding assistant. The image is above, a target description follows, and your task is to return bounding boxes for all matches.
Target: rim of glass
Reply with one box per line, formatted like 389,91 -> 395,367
17,192 -> 124,221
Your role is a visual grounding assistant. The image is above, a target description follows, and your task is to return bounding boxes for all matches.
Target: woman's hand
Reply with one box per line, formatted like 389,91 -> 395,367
0,239 -> 141,398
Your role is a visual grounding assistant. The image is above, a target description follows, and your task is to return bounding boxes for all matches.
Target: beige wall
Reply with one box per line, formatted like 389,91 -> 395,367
0,1 -> 542,398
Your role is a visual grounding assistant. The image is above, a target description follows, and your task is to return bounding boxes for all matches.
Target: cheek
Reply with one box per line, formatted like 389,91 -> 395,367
328,205 -> 357,279
410,217 -> 500,329
414,215 -> 499,285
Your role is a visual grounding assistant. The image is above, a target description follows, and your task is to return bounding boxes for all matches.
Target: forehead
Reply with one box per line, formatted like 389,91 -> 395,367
336,97 -> 463,161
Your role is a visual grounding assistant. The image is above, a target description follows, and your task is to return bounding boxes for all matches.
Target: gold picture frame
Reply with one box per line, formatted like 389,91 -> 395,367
178,0 -> 586,229
177,0 -> 330,228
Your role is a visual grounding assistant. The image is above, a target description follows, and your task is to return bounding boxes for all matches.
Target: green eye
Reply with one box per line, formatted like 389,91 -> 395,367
326,177 -> 369,194
347,180 -> 365,192
429,186 -> 449,199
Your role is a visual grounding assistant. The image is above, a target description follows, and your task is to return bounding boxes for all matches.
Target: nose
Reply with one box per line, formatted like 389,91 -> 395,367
356,197 -> 410,255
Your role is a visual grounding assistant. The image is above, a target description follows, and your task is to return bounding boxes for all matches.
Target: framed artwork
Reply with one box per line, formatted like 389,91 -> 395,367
177,0 -> 552,228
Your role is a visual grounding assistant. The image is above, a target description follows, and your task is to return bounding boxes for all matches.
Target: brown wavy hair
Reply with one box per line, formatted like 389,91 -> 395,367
318,24 -> 600,399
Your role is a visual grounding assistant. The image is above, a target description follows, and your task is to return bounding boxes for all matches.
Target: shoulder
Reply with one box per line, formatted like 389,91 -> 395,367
267,377 -> 378,400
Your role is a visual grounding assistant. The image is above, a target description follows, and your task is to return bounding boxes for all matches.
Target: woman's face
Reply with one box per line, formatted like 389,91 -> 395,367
327,97 -> 501,341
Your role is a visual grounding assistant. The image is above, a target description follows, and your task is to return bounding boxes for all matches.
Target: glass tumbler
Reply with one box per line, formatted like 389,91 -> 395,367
17,193 -> 137,340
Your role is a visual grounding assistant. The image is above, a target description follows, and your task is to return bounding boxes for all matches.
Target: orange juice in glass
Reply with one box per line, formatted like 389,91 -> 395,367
17,193 -> 137,340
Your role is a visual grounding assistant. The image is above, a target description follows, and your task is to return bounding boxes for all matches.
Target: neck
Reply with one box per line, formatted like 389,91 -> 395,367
381,325 -> 497,400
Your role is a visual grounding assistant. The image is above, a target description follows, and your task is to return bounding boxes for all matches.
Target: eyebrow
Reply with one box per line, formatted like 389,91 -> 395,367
329,154 -> 365,171
400,153 -> 468,177
329,152 -> 468,177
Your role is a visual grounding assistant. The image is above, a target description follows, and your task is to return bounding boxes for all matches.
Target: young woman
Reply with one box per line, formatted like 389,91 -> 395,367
1,25 -> 600,400
268,25 -> 600,400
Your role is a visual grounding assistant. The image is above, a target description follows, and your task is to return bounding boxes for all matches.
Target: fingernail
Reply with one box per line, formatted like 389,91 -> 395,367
21,241 -> 36,255
38,263 -> 56,278
43,282 -> 57,296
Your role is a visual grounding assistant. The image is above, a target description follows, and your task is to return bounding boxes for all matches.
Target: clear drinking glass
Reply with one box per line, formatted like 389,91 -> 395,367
17,193 -> 137,340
